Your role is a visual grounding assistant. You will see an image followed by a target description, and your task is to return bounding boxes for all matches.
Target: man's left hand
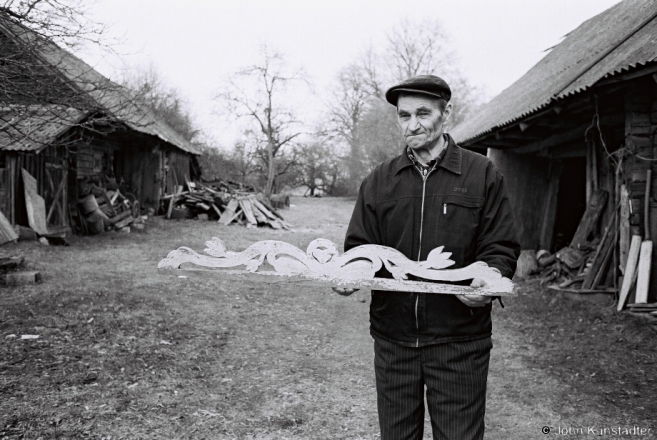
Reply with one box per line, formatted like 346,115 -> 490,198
457,278 -> 493,307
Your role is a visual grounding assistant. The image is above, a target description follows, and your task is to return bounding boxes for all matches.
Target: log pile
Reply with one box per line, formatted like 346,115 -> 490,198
540,189 -> 618,293
163,180 -> 291,229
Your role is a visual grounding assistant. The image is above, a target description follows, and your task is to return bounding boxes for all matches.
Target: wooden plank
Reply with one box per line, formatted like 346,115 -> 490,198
250,198 -> 278,221
635,241 -> 652,304
582,214 -> 616,289
210,204 -> 222,218
619,185 -> 630,273
0,208 -> 18,245
239,200 -> 258,225
590,230 -> 616,289
617,235 -> 643,311
166,186 -> 183,220
0,257 -> 24,270
109,210 -> 132,225
256,194 -> 285,220
163,268 -> 516,296
547,285 -> 616,294
162,191 -> 190,200
250,203 -> 269,224
1,271 -> 41,286
21,168 -> 49,235
627,302 -> 657,308
114,215 -> 134,229
570,189 -> 608,249
635,170 -> 652,304
219,199 -> 240,225
159,238 -> 516,296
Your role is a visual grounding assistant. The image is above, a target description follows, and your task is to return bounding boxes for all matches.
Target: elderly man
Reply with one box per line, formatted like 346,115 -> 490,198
334,75 -> 520,440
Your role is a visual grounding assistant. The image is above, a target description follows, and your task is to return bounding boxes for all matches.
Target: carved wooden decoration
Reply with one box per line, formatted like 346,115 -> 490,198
159,238 -> 515,296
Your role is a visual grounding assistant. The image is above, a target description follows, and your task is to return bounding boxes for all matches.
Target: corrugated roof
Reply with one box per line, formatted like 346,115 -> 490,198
452,0 -> 657,144
0,14 -> 200,155
0,105 -> 86,151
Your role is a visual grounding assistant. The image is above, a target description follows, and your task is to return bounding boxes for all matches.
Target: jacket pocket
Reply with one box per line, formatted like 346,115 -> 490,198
441,195 -> 483,232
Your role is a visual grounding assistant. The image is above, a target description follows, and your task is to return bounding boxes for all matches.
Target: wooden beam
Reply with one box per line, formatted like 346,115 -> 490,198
495,132 -> 543,141
511,124 -> 588,154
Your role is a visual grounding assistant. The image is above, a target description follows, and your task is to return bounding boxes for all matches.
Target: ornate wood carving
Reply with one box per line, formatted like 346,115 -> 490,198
159,238 -> 515,296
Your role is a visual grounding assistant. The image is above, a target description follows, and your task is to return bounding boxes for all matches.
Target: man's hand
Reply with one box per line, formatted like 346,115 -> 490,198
332,287 -> 359,296
457,278 -> 493,307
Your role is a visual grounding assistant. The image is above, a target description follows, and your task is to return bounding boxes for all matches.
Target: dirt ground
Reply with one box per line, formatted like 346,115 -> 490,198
1,196 -> 656,439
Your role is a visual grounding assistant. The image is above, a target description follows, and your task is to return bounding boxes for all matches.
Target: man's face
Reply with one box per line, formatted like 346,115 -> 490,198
397,93 -> 451,151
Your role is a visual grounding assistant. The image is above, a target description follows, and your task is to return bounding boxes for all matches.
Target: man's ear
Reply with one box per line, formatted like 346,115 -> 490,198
443,102 -> 453,122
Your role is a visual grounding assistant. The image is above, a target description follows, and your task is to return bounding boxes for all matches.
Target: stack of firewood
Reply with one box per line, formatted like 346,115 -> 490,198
540,190 -> 617,293
218,194 -> 291,229
163,180 -> 291,229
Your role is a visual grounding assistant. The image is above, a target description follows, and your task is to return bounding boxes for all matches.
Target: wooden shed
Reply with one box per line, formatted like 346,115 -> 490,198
0,12 -> 199,232
452,0 -> 657,301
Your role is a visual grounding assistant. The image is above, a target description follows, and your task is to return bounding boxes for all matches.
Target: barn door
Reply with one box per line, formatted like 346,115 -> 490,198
44,161 -> 68,228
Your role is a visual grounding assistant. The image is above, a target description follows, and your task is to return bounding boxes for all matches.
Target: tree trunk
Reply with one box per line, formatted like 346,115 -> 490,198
265,139 -> 276,197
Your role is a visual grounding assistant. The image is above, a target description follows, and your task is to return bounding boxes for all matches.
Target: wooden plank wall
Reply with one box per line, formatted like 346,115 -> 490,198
166,150 -> 191,195
114,143 -> 164,211
488,149 -> 562,250
1,146 -> 69,228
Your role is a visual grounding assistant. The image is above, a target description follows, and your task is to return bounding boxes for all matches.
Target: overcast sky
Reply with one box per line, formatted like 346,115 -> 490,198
81,0 -> 622,148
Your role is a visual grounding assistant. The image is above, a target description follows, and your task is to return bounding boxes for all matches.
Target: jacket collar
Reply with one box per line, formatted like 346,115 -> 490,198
393,133 -> 462,176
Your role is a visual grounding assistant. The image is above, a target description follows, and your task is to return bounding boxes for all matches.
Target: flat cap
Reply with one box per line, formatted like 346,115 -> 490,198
385,75 -> 451,106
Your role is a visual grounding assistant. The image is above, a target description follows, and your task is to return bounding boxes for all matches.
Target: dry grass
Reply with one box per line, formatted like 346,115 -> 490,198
1,195 -> 656,439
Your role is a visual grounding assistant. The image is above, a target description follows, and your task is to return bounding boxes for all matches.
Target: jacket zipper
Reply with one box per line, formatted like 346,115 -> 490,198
414,162 -> 437,347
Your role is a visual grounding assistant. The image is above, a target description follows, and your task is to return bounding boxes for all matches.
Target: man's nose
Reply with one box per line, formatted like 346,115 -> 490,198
408,115 -> 421,131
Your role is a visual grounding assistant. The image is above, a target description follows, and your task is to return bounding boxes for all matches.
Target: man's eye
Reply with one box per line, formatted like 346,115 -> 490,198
398,114 -> 409,120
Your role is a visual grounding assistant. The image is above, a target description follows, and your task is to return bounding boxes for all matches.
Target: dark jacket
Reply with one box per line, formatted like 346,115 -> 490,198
345,135 -> 520,347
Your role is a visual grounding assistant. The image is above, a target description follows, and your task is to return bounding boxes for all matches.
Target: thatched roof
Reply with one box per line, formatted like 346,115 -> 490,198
452,0 -> 657,144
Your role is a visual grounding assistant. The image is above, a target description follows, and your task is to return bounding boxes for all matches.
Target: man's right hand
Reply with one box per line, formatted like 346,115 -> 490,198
332,287 -> 359,296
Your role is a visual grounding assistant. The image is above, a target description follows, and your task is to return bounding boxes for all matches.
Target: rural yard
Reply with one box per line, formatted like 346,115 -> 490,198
1,196 -> 656,439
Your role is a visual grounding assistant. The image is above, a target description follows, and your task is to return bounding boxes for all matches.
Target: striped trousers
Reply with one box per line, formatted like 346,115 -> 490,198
374,337 -> 492,440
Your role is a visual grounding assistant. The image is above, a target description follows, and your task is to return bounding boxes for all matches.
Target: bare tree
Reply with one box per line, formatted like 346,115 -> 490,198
323,18 -> 485,194
385,18 -> 455,83
119,65 -> 199,142
0,0 -> 105,48
295,140 -> 345,196
0,2 -> 150,151
217,46 -> 305,197
325,63 -> 373,188
384,18 -> 483,127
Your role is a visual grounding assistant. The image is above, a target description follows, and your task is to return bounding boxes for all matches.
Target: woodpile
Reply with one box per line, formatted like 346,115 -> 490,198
539,181 -> 657,321
163,179 -> 291,229
75,184 -> 145,235
540,189 -> 618,293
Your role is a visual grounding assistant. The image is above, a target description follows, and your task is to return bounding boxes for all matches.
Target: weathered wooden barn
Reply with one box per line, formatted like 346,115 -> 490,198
452,0 -> 657,300
0,12 -> 199,232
